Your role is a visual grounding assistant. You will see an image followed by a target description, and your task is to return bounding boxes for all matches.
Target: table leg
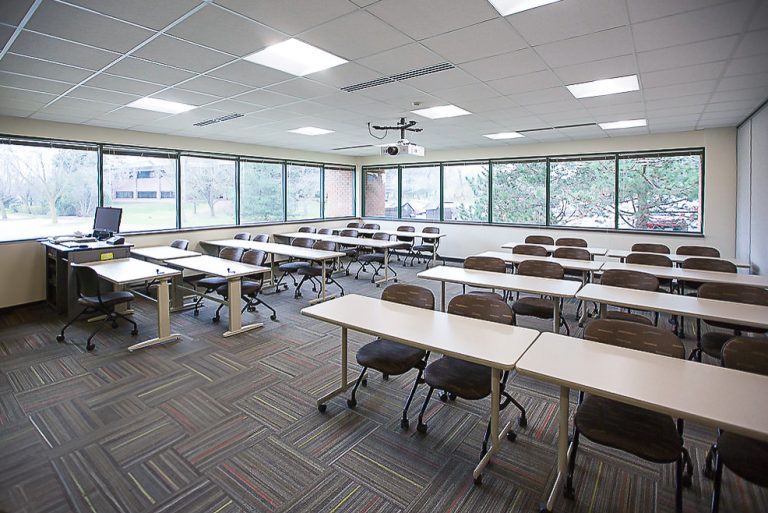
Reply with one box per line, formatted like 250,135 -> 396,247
128,279 -> 181,351
553,297 -> 561,333
599,302 -> 607,319
223,277 -> 262,337
541,385 -> 571,512
321,259 -> 327,301
473,368 -> 512,482
316,326 -> 357,410
441,282 -> 446,312
374,248 -> 396,286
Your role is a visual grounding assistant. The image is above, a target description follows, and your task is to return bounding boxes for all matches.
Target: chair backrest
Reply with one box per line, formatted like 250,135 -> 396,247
722,337 -> 768,376
601,269 -> 660,292
556,237 -> 587,248
241,249 -> 267,267
298,227 -> 316,233
363,223 -> 380,230
448,294 -> 514,325
234,232 -> 252,240
698,283 -> 768,306
626,252 -> 673,267
370,232 -> 390,241
584,319 -> 685,358
517,260 -> 564,279
347,222 -> 364,228
421,227 -> 439,243
170,239 -> 189,250
382,283 -> 435,310
317,228 -> 334,235
339,229 -> 358,238
74,266 -> 102,299
252,233 -> 269,243
313,240 -> 336,252
291,237 -> 314,249
631,243 -> 670,254
219,247 -> 244,262
682,257 -> 737,273
464,256 -> 507,274
513,244 -> 548,256
677,245 -> 720,257
553,247 -> 590,261
525,235 -> 554,245
397,225 -> 415,242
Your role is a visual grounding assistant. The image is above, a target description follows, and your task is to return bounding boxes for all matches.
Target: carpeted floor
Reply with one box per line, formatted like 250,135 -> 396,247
0,259 -> 765,513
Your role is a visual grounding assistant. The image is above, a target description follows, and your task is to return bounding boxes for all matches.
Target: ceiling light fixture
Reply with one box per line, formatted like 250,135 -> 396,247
483,132 -> 525,139
244,38 -> 347,76
566,75 -> 640,98
288,126 -> 335,136
411,104 -> 471,119
599,119 -> 647,130
126,98 -> 196,114
488,0 -> 562,16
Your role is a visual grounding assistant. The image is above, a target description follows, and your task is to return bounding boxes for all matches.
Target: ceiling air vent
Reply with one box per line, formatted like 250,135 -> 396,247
193,113 -> 244,127
341,63 -> 456,92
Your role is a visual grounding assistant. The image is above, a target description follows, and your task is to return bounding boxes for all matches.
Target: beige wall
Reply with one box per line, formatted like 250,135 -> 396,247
359,128 -> 738,261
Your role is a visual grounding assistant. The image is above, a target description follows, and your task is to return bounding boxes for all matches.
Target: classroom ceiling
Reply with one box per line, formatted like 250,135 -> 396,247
0,0 -> 766,155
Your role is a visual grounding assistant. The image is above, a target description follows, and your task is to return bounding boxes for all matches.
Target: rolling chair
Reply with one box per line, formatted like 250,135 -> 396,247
57,266 -> 137,351
677,245 -> 720,257
252,234 -> 269,243
361,223 -> 380,238
415,294 -> 527,484
298,227 -> 316,234
525,235 -> 554,245
356,232 -> 398,284
462,256 -> 508,300
567,319 -> 693,512
347,222 -> 365,228
407,227 -> 444,268
234,232 -> 252,240
213,249 -> 277,322
512,244 -> 548,256
599,269 -> 660,326
275,238 -> 314,291
347,284 -> 435,429
632,243 -> 671,254
317,228 -> 334,235
392,225 -> 415,264
295,240 -> 345,299
679,258 -> 737,339
555,237 -> 587,247
511,260 -> 570,334
170,239 -> 189,250
190,247 -> 243,317
337,229 -> 360,275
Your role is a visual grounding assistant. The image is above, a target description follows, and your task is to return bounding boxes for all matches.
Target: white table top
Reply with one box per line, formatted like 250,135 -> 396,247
76,258 -> 180,284
203,239 -> 345,260
332,227 -> 447,239
301,294 -> 539,369
606,249 -> 750,269
131,246 -> 201,261
501,241 -> 607,256
418,265 -> 583,298
577,283 -> 768,330
475,251 -> 604,273
601,261 -> 768,287
517,333 -> 768,442
165,255 -> 269,279
279,232 -> 402,249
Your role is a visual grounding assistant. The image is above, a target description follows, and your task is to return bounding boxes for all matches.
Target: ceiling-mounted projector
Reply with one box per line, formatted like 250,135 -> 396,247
381,140 -> 425,157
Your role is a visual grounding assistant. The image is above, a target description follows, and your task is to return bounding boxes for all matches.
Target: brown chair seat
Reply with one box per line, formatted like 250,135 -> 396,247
215,280 -> 263,296
279,261 -> 310,272
512,297 -> 554,318
423,357 -> 491,400
356,338 -> 426,376
197,276 -> 228,289
700,331 -> 735,359
605,310 -> 654,326
575,395 -> 682,463
717,432 -> 768,487
78,290 -> 134,307
468,290 -> 505,301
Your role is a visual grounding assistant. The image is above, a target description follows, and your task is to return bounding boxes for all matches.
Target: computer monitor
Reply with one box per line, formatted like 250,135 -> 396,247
93,207 -> 122,238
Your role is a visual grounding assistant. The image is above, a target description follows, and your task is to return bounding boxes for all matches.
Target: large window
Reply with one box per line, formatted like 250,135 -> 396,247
442,163 -> 488,222
286,163 -> 321,220
492,160 -> 547,225
324,166 -> 354,218
549,156 -> 615,228
240,160 -> 284,223
618,152 -> 702,232
401,165 -> 440,219
0,139 -> 98,241
102,149 -> 177,231
180,155 -> 236,228
363,168 -> 397,218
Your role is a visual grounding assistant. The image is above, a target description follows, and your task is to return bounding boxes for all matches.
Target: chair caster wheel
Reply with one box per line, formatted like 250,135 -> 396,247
318,404 -> 327,413
394,278 -> 398,283
193,310 -> 200,316
449,393 -> 456,401
564,485 -> 576,500
247,306 -> 256,312
131,329 -> 138,336
400,418 -> 409,430
212,317 -> 220,324
56,334 -> 65,342
361,378 -> 367,387
539,504 -> 553,513
518,415 -> 527,428
473,475 -> 482,486
439,393 -> 448,402
354,276 -> 358,280
86,342 -> 95,352
382,374 -> 389,381
702,465 -> 714,479
682,474 -> 693,488
347,398 -> 356,409
507,431 -> 517,442
375,284 -> 380,288
111,322 -> 119,329
270,314 -> 277,321
417,422 -> 428,433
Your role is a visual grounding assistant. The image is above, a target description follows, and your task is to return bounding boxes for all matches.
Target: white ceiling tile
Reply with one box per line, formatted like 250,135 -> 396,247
312,92 -> 381,109
421,18 -> 526,64
514,87 -> 574,106
31,111 -> 92,124
734,29 -> 768,58
206,60 -> 294,88
527,101 -> 587,115
578,90 -> 644,107
555,55 -> 638,85
367,0 -> 497,40
178,76 -> 252,97
705,99 -> 763,113
203,99 -> 266,115
460,49 -> 547,81
83,118 -> 135,130
454,96 -> 518,113
509,0 -> 628,46
724,54 -> 768,77
25,1 -> 153,53
534,27 -> 634,69
307,62 -> 384,89
300,11 -> 412,60
557,125 -> 605,138
749,1 -> 768,30
264,78 -> 339,100
710,86 -> 768,103
357,43 -> 443,75
646,104 -> 705,118
168,5 -> 284,56
141,108 -> 232,131
0,25 -> 12,50
627,0 -> 726,23
640,61 -> 726,89
39,97 -> 119,117
85,73 -> 165,96
404,68 -> 478,91
698,110 -> 746,122
433,82 -> 500,102
643,80 -> 718,100
105,57 -> 195,86
605,126 -> 649,137
66,86 -> 141,104
488,70 -> 563,95
716,72 -> 768,91
0,54 -> 93,83
1,0 -> 34,26
151,88 -> 221,107
218,0 -> 357,36
94,106 -> 170,124
233,89 -> 301,108
133,36 -> 235,74
0,71 -> 73,94
11,30 -> 120,71
636,36 -> 739,72
355,81 -> 427,102
645,94 -> 710,110
632,1 -> 753,52
0,85 -> 57,108
66,0 -> 201,30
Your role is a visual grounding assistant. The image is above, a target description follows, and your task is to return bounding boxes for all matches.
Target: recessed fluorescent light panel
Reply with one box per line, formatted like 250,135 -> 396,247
484,132 -> 525,139
126,98 -> 196,114
567,75 -> 640,98
599,119 -> 647,130
488,0 -> 562,16
411,105 -> 471,119
244,38 -> 347,76
288,126 -> 335,136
